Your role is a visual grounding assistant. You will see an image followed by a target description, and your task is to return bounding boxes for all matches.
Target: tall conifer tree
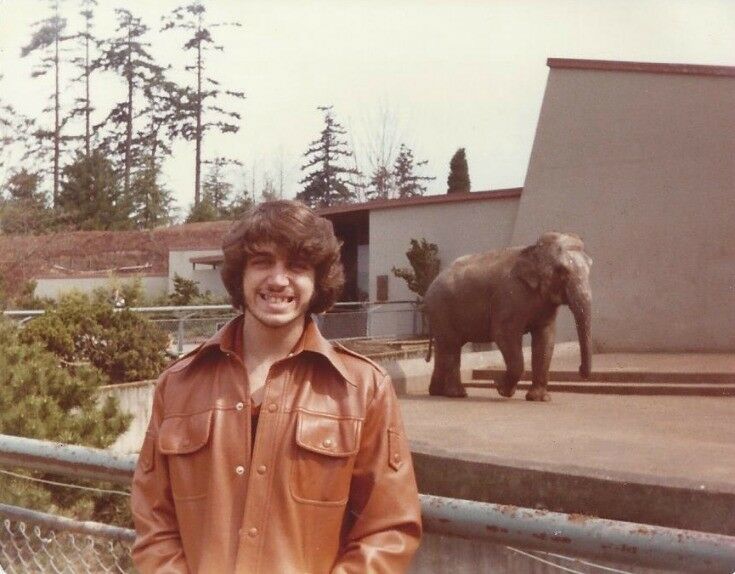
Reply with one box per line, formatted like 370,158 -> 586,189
298,106 -> 361,208
446,147 -> 470,194
162,2 -> 245,206
20,0 -> 73,206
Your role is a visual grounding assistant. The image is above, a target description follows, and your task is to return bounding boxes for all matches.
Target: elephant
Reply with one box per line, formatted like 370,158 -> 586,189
423,232 -> 592,401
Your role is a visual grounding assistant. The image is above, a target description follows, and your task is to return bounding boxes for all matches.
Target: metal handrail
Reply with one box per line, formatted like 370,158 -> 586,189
1,434 -> 733,572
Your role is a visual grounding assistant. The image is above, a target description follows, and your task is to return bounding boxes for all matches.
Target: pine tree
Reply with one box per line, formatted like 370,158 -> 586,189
393,144 -> 434,198
68,0 -> 99,158
365,165 -> 394,201
130,165 -> 175,229
297,106 -> 361,208
201,157 -> 234,214
162,2 -> 245,206
57,151 -> 132,230
20,0 -> 74,206
447,147 -> 470,194
96,8 -> 163,197
0,169 -> 53,234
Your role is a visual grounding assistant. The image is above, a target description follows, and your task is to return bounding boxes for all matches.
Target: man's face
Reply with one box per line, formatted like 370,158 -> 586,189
242,242 -> 316,329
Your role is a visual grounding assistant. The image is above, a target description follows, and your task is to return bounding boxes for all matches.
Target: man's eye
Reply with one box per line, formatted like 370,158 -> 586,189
290,260 -> 310,271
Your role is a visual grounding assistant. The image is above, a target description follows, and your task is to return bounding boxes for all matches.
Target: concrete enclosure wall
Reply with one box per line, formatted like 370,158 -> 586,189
35,275 -> 168,301
369,196 -> 520,302
513,63 -> 735,351
168,250 -> 228,299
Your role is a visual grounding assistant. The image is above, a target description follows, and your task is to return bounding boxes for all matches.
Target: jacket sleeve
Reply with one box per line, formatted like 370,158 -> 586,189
332,373 -> 422,573
131,380 -> 190,573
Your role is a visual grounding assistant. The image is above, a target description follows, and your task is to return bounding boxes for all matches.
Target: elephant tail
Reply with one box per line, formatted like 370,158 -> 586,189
425,335 -> 433,362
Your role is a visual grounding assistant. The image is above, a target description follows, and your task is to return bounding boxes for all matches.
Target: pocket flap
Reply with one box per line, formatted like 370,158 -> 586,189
296,410 -> 361,457
159,410 -> 213,455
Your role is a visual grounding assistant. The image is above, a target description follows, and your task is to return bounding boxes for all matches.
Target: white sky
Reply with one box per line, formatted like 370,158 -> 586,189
1,0 -> 734,215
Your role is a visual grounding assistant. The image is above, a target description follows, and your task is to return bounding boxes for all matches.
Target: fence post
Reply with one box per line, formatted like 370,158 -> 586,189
177,315 -> 185,356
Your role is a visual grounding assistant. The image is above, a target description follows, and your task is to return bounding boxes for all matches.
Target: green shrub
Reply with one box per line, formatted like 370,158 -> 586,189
20,291 -> 168,383
391,238 -> 441,299
0,318 -> 131,524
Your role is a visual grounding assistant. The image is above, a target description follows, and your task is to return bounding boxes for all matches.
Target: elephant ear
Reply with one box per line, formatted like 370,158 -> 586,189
513,249 -> 541,291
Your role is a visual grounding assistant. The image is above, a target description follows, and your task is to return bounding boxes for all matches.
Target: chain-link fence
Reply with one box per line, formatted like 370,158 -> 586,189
0,505 -> 134,573
138,301 -> 423,356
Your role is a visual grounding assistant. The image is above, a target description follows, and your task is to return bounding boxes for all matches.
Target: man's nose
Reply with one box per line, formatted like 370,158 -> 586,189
267,262 -> 290,286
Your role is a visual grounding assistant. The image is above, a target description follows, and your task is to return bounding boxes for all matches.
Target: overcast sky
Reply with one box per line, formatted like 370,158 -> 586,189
1,0 -> 734,215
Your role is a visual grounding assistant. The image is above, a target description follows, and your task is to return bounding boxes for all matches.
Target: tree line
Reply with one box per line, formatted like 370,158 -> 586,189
0,0 -> 472,234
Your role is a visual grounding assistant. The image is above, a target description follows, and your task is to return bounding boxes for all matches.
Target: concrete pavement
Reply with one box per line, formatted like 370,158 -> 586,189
394,346 -> 735,535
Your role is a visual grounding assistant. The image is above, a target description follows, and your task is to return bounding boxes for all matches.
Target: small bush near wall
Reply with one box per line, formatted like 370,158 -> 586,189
0,317 -> 132,525
20,291 -> 169,383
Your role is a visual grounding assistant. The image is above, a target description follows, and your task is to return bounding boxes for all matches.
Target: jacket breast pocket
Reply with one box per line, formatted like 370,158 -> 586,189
159,409 -> 213,501
290,410 -> 362,506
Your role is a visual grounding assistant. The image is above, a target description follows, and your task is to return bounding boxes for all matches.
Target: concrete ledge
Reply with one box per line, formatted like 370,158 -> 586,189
411,443 -> 735,537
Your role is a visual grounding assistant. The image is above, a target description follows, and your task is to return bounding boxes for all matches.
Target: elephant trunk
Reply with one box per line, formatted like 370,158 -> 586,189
566,279 -> 592,379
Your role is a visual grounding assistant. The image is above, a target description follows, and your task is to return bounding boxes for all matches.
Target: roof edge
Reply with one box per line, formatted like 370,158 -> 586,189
547,58 -> 735,78
317,187 -> 522,217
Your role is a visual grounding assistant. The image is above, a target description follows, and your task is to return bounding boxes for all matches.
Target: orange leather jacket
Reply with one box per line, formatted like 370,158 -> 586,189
131,316 -> 422,573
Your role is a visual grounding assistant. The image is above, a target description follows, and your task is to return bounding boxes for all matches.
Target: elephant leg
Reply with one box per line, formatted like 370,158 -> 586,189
527,322 -> 555,402
494,332 -> 524,398
429,340 -> 466,398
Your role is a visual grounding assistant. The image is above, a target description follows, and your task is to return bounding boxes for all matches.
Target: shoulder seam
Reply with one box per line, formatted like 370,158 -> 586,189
333,342 -> 387,376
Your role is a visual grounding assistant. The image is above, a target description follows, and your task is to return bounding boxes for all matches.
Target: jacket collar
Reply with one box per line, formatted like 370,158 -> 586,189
198,313 -> 353,384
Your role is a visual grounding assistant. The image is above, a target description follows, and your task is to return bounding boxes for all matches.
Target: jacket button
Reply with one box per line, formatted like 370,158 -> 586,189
267,403 -> 277,413
248,528 -> 258,538
235,465 -> 245,476
257,465 -> 266,475
235,402 -> 244,411
322,439 -> 333,448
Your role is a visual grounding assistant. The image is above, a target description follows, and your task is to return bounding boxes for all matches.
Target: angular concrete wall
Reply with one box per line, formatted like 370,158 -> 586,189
369,195 -> 520,302
513,61 -> 735,351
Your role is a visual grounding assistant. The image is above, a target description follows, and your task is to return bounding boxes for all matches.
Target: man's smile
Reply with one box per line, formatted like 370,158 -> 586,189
258,292 -> 296,305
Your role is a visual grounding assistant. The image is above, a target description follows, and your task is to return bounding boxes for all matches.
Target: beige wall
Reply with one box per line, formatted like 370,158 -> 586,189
369,197 -> 520,302
513,67 -> 735,351
168,250 -> 228,299
35,275 -> 168,301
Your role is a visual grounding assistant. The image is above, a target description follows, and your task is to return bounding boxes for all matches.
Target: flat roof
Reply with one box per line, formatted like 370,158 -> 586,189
317,188 -> 522,217
547,58 -> 735,78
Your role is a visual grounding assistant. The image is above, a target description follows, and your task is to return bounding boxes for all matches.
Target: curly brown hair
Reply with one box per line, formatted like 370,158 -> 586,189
220,200 -> 344,314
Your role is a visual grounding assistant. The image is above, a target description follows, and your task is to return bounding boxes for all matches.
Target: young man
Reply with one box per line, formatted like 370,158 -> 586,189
131,200 -> 422,573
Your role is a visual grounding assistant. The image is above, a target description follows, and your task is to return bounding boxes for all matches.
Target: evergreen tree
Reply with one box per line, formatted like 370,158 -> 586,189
96,8 -> 163,197
57,151 -> 132,230
130,165 -> 176,229
447,147 -> 470,194
68,0 -> 98,158
20,0 -> 74,206
185,196 -> 218,223
297,106 -> 361,208
162,1 -> 245,206
365,165 -> 393,201
0,169 -> 53,234
201,157 -> 234,214
393,144 -> 434,198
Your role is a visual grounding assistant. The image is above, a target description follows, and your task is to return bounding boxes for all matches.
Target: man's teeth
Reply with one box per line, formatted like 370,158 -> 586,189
261,294 -> 294,304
